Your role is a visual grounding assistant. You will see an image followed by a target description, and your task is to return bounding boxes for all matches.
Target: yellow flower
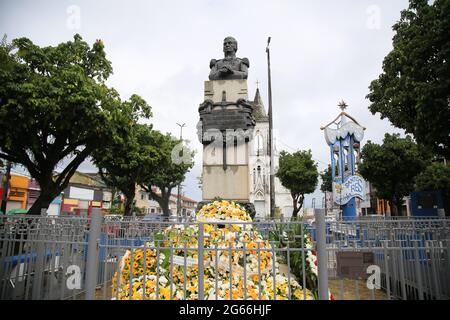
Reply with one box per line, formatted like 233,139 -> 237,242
188,286 -> 197,294
134,250 -> 144,260
132,290 -> 142,300
160,287 -> 171,300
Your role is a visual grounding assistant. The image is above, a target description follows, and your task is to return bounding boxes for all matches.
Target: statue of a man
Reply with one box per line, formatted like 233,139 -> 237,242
209,37 -> 249,80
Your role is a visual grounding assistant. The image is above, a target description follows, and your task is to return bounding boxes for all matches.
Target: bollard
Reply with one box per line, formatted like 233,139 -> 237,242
315,210 -> 329,300
85,208 -> 102,300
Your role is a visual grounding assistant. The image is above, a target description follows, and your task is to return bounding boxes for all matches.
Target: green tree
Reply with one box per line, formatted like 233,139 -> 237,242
276,150 -> 318,218
359,133 -> 428,216
92,124 -> 164,216
415,162 -> 450,214
0,34 -> 150,214
320,165 -> 332,193
366,0 -> 450,158
140,132 -> 194,217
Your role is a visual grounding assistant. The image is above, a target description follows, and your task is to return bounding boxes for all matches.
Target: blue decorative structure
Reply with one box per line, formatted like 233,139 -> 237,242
321,101 -> 366,220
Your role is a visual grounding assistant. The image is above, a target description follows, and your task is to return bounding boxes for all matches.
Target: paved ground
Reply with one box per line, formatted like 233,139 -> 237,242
329,278 -> 389,300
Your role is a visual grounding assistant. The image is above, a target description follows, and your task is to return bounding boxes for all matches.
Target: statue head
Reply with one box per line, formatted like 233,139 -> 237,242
223,36 -> 238,55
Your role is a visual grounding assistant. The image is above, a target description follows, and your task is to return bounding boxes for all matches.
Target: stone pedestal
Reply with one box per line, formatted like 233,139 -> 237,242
198,80 -> 255,203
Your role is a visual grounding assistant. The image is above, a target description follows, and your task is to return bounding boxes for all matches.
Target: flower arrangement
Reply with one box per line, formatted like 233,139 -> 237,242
112,200 -> 317,300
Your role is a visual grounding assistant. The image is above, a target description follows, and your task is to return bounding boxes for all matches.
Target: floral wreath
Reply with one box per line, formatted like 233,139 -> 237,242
112,200 -> 334,300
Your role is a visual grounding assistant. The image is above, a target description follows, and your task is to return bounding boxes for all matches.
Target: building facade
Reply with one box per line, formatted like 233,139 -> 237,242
135,185 -> 198,217
60,172 -> 112,215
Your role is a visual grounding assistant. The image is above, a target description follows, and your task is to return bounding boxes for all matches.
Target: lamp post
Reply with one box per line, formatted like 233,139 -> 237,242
266,37 -> 275,218
176,123 -> 186,217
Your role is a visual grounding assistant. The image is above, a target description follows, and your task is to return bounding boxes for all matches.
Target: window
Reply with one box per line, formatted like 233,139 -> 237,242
141,194 -> 144,200
151,208 -> 155,213
148,194 -> 151,200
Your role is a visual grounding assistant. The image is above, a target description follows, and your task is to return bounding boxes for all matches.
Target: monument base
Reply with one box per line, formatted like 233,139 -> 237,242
198,77 -> 256,219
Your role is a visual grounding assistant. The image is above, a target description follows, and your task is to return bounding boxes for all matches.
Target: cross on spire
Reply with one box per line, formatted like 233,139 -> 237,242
256,80 -> 260,89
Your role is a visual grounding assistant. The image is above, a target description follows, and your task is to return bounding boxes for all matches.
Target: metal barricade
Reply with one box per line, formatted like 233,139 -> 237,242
1,212 -> 448,300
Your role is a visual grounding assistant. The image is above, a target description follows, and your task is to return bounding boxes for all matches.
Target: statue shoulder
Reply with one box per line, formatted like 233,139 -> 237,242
241,57 -> 249,68
209,59 -> 217,69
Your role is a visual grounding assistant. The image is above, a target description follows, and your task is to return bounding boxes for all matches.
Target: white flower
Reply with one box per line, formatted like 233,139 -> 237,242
159,276 -> 168,285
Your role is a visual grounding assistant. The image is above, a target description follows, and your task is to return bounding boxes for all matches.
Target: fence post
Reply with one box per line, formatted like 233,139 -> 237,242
315,210 -> 329,300
197,222 -> 204,300
32,208 -> 47,300
85,208 -> 102,300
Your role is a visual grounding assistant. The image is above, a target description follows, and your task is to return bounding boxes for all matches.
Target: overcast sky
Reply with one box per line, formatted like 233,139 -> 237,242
1,0 -> 409,206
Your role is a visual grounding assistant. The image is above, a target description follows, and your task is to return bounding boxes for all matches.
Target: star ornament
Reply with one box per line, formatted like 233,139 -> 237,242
338,100 -> 348,111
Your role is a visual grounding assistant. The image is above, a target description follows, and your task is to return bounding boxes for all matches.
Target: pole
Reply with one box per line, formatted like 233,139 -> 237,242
1,161 -> 11,214
176,123 -> 186,217
266,37 -> 276,218
315,210 -> 329,300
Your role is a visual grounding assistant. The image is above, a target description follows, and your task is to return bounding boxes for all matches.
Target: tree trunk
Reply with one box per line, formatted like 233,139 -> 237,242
292,194 -> 304,219
123,193 -> 135,216
155,188 -> 170,217
160,198 -> 170,217
122,186 -> 136,216
28,190 -> 57,215
145,186 -> 172,217
389,198 -> 398,217
151,195 -> 170,217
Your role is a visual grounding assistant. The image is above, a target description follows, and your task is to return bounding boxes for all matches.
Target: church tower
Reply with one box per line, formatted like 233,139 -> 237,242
248,88 -> 293,219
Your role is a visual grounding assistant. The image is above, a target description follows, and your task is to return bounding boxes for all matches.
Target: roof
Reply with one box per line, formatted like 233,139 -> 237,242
169,194 -> 198,203
66,171 -> 107,188
179,195 -> 198,203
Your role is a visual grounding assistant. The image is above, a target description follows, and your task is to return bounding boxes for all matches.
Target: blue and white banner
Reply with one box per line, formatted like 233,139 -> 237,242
333,175 -> 365,205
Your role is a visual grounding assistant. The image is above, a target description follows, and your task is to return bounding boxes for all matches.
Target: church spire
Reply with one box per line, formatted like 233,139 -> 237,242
254,87 -> 263,105
252,88 -> 269,122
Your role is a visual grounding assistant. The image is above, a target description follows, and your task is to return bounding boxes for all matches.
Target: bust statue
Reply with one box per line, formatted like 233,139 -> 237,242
209,37 -> 249,80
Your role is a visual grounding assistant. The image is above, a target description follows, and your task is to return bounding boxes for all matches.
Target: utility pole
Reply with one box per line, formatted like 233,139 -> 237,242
176,123 -> 186,217
266,37 -> 276,218
1,161 -> 12,214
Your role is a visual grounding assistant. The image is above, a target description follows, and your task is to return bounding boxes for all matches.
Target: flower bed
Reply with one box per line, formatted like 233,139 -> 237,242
112,200 -> 316,300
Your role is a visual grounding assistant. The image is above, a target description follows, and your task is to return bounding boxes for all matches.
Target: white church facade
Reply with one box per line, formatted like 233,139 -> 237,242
248,88 -> 294,219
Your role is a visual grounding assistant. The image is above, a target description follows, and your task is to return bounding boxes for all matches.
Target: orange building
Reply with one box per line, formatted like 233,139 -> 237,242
6,175 -> 29,210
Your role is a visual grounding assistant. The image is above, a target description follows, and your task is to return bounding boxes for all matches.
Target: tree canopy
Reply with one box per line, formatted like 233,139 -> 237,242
140,132 -> 195,217
92,123 -> 163,216
359,133 -> 428,216
276,150 -> 318,218
320,165 -> 332,193
415,162 -> 450,192
366,0 -> 450,158
0,34 -> 150,214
